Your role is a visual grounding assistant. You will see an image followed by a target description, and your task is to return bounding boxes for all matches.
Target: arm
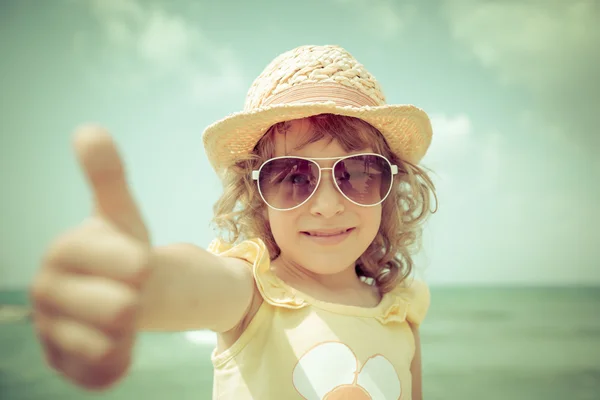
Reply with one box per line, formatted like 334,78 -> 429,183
136,243 -> 255,333
410,322 -> 423,400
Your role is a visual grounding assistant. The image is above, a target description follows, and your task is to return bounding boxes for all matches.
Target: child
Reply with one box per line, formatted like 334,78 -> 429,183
31,45 -> 437,399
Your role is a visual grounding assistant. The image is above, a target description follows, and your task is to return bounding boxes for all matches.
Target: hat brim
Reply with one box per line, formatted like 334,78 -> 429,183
202,101 -> 432,174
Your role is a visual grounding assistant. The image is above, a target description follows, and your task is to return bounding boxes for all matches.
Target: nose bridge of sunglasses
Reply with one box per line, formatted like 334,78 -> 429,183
311,170 -> 345,204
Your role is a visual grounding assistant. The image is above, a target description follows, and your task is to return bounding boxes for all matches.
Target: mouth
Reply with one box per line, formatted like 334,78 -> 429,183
301,228 -> 355,237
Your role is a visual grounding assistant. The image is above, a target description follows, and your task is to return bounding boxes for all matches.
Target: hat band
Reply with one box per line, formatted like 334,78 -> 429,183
261,82 -> 380,108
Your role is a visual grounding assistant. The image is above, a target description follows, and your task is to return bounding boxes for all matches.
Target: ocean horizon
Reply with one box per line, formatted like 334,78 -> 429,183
1,286 -> 599,399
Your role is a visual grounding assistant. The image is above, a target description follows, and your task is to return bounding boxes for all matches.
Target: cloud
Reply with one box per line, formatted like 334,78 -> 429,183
423,113 -> 502,196
442,0 -> 599,90
431,114 -> 472,138
75,0 -> 245,103
330,0 -> 416,39
441,0 -> 600,152
423,113 -> 475,173
424,114 -> 474,182
419,112 -> 600,284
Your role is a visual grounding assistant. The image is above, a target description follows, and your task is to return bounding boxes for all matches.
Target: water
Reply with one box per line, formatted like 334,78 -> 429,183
1,287 -> 599,399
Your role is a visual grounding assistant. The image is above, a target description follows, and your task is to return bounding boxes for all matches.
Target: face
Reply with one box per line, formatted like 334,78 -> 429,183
264,119 -> 384,276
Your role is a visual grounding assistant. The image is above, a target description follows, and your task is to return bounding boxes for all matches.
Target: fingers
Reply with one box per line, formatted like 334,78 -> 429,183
34,310 -> 133,390
72,125 -> 150,244
59,352 -> 132,391
31,124 -> 153,391
43,219 -> 150,287
36,314 -> 113,364
31,261 -> 139,391
32,270 -> 139,336
36,325 -> 63,370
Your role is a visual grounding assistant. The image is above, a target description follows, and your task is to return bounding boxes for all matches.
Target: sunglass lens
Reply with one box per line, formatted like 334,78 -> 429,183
258,158 -> 319,210
334,155 -> 393,206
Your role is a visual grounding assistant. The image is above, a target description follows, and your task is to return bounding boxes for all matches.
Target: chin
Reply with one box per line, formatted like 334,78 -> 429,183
273,229 -> 374,273
304,257 -> 358,276
295,248 -> 364,274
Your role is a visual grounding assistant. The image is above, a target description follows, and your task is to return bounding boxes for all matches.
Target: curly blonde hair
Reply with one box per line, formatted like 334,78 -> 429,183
211,114 -> 437,293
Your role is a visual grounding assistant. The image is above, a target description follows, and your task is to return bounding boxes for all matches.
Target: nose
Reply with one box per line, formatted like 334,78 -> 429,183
309,170 -> 344,218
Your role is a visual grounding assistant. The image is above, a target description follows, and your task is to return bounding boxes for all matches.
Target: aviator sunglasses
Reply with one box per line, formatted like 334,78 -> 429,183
252,153 -> 399,211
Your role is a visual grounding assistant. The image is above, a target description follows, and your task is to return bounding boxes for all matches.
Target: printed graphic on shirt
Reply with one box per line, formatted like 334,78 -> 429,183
292,341 -> 401,400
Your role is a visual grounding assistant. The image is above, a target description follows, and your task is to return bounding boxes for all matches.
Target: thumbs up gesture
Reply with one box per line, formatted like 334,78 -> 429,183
31,125 -> 152,390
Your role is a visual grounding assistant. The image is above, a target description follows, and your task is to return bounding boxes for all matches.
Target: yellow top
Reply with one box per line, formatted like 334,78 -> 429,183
207,238 -> 431,400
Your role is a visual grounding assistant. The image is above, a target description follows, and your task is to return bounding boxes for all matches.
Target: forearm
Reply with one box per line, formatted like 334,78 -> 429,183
136,243 -> 254,333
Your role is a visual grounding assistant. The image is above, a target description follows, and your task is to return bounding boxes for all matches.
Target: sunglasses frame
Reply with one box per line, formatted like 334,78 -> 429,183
251,152 -> 399,211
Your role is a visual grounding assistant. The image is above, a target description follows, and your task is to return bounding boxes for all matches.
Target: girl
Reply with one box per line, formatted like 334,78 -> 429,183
31,45 -> 437,400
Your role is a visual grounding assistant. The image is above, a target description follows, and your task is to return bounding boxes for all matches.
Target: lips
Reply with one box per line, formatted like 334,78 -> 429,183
301,228 -> 354,237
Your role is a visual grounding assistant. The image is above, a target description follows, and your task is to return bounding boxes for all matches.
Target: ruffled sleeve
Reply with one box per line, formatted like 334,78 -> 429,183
390,278 -> 431,326
206,237 -> 267,267
206,237 -> 308,310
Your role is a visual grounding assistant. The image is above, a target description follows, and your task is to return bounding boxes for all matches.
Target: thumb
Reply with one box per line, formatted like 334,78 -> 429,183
73,125 -> 151,244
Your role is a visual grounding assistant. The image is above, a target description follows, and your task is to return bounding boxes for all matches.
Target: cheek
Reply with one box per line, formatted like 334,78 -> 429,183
267,209 -> 297,244
361,207 -> 382,238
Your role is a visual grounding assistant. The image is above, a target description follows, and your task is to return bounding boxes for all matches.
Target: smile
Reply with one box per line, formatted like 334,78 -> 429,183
302,228 -> 354,237
300,228 -> 355,245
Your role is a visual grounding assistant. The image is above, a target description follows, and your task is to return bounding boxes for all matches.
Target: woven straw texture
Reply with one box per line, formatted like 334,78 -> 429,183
202,45 -> 432,174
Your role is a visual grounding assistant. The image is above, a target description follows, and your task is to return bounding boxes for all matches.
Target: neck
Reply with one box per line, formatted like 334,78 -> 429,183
272,255 -> 365,292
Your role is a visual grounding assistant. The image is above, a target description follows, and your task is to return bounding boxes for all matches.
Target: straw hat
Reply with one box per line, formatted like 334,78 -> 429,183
202,45 -> 433,174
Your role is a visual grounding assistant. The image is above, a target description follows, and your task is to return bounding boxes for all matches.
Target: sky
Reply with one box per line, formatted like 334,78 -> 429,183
0,0 -> 598,288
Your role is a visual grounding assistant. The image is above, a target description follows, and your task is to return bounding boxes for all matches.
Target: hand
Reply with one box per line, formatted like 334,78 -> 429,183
30,125 -> 152,390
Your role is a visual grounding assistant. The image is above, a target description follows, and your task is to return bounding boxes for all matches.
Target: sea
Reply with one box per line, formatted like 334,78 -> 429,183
1,286 -> 599,400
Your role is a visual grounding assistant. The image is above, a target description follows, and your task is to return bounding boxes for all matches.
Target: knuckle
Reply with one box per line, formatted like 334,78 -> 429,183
110,286 -> 139,327
119,285 -> 139,309
43,219 -> 107,268
40,339 -> 62,371
126,243 -> 151,283
51,319 -> 113,365
43,237 -> 68,267
32,312 -> 51,339
43,229 -> 81,267
29,279 -> 44,303
29,272 -> 51,303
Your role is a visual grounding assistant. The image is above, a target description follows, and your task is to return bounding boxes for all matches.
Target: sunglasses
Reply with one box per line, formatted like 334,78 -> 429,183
251,153 -> 399,211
